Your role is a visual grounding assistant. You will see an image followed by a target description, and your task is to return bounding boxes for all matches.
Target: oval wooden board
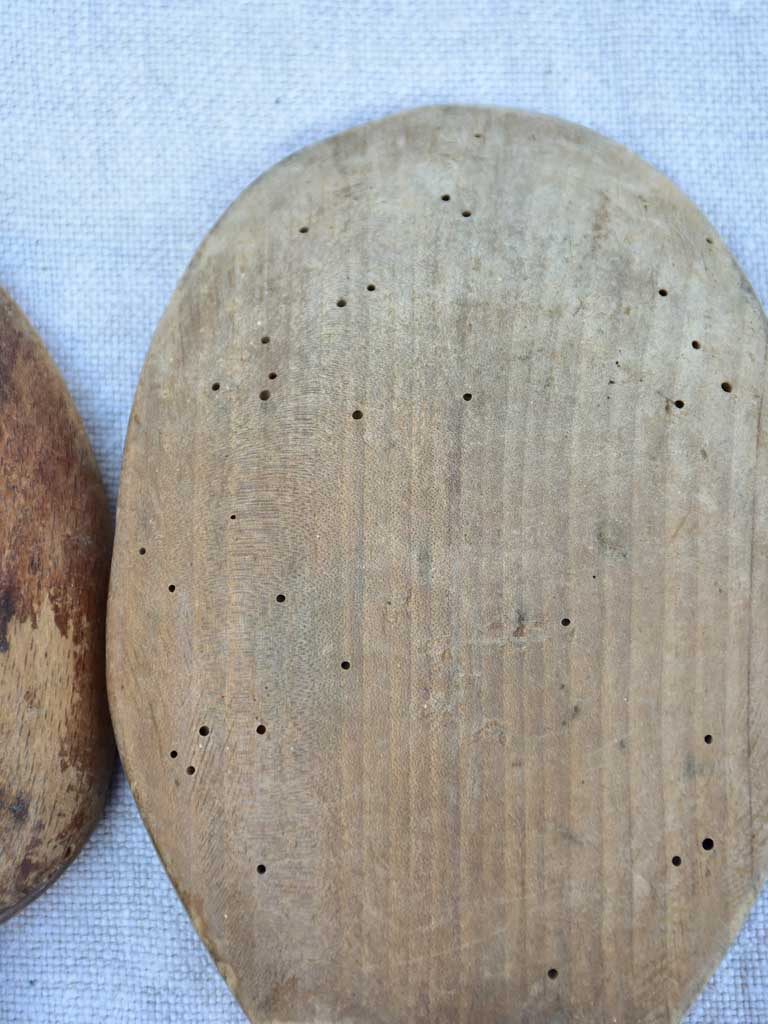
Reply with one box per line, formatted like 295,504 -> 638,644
0,288 -> 113,923
108,106 -> 768,1023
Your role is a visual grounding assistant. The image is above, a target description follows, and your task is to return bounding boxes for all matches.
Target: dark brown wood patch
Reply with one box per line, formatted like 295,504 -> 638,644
0,287 -> 113,923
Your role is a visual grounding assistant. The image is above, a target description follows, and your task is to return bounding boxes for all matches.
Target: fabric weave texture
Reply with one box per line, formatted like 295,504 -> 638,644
1,2 -> 766,1021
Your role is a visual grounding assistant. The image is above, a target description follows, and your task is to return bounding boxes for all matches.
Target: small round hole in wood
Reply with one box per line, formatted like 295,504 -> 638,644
341,661 -> 351,670
721,382 -> 732,393
704,734 -> 713,744
462,210 -> 472,218
692,340 -> 701,350
299,226 -> 309,234
463,393 -> 472,401
261,335 -> 270,345
702,837 -> 715,852
658,288 -> 668,297
168,584 -> 176,593
139,547 -> 146,555
230,514 -> 237,520
276,594 -> 286,603
548,968 -> 558,980
199,726 -> 210,737
352,409 -> 363,420
187,766 -> 196,776
256,724 -> 266,736
337,298 -> 347,308
211,382 -> 220,391
367,284 -> 376,292
260,390 -> 271,401
441,194 -> 450,201
170,750 -> 178,759
268,372 -> 277,380
672,856 -> 682,867
674,400 -> 685,409
257,864 -> 266,875
561,618 -> 571,627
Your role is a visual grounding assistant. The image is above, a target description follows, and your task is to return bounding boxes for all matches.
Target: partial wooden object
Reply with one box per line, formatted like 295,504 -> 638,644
0,288 -> 113,923
108,106 -> 768,1022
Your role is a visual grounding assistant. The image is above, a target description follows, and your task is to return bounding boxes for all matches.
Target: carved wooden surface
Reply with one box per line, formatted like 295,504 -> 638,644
108,106 -> 768,1022
0,288 -> 113,923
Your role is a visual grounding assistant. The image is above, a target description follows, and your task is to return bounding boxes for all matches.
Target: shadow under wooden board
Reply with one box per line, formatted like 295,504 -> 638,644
107,106 -> 768,1023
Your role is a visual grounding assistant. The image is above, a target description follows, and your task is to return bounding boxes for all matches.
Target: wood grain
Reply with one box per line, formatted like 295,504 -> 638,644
108,106 -> 768,1022
0,288 -> 113,923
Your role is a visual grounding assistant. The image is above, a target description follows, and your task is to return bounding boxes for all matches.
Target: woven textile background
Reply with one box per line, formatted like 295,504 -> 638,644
1,2 -> 766,1021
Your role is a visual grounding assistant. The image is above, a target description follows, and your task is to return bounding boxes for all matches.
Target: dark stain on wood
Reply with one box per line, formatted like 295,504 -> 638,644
8,794 -> 28,823
0,589 -> 14,653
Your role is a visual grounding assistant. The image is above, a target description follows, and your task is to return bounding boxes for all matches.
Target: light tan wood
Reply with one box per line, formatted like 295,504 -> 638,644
0,288 -> 113,923
108,106 -> 768,1022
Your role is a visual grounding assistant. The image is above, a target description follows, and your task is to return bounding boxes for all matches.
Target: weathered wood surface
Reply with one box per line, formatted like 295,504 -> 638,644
0,288 -> 113,923
108,106 -> 768,1022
